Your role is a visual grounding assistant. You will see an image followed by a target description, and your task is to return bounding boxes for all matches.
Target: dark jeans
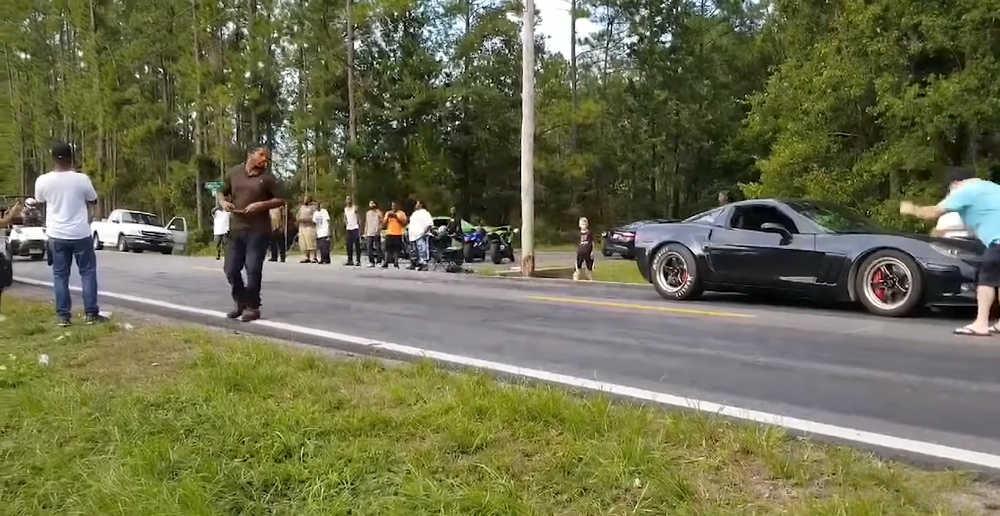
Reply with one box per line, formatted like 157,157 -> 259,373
49,237 -> 100,319
214,234 -> 227,258
366,235 -> 382,264
225,230 -> 270,309
346,228 -> 361,264
268,230 -> 286,262
318,237 -> 331,264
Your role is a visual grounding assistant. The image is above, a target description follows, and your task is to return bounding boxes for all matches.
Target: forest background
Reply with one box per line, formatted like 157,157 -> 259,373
3,0 -> 998,244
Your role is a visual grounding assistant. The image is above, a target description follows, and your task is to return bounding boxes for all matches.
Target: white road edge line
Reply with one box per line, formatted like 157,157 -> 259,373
13,275 -> 1000,470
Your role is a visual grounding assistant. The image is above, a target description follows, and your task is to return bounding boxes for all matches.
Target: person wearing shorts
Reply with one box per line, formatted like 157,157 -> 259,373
212,206 -> 230,260
382,201 -> 407,268
901,166 -> 1000,336
574,216 -> 594,281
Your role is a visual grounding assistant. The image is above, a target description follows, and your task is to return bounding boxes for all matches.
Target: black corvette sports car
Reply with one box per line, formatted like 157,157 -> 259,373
632,199 -> 983,317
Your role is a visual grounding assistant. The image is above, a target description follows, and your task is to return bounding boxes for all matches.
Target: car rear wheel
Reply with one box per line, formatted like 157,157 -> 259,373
650,243 -> 702,301
93,233 -> 103,250
601,248 -> 612,257
856,250 -> 923,317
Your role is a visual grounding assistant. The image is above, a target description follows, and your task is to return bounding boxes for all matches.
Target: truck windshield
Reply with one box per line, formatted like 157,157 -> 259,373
121,212 -> 161,226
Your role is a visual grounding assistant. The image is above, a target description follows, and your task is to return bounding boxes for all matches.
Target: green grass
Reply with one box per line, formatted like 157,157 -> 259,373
1,298 -> 995,516
477,258 -> 647,284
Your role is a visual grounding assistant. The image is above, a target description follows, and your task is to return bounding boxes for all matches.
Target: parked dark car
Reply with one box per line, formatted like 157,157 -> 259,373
633,199 -> 982,317
602,219 -> 676,259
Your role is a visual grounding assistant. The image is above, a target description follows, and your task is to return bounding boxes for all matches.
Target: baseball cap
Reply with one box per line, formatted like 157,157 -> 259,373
51,142 -> 74,160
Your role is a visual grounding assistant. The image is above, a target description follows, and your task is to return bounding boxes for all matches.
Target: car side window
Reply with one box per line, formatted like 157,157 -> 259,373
729,206 -> 799,234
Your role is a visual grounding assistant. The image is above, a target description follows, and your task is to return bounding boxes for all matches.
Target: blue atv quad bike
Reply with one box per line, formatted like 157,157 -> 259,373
462,227 -> 488,263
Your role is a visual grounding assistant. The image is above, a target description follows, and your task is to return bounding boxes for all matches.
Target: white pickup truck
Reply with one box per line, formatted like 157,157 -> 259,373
91,209 -> 188,255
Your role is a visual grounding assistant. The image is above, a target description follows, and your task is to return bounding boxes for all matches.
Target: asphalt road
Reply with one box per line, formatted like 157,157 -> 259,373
11,251 -> 1000,465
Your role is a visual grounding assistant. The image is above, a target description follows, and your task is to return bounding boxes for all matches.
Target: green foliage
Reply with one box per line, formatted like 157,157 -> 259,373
3,0 -> 991,243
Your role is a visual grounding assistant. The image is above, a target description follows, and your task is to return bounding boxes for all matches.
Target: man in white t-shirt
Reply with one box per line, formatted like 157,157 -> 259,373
343,196 -> 361,266
34,143 -> 106,327
932,211 -> 974,240
407,200 -> 433,270
313,201 -> 332,264
212,206 -> 230,260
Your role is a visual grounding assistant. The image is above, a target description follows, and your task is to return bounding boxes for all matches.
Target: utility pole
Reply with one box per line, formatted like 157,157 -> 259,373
520,0 -> 535,277
346,0 -> 358,199
569,0 -> 578,153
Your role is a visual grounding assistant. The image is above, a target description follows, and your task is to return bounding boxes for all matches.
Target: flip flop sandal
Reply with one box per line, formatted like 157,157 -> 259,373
990,324 -> 1000,334
954,327 -> 992,337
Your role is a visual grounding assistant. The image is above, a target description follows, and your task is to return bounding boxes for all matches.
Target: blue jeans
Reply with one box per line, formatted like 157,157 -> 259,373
49,237 -> 100,319
224,229 -> 270,309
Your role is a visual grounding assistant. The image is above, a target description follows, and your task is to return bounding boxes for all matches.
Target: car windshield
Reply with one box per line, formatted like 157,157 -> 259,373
121,212 -> 161,226
786,201 -> 885,233
683,207 -> 723,225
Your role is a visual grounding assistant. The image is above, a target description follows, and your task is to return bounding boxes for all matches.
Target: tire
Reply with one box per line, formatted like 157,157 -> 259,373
161,249 -> 173,255
855,250 -> 923,317
132,249 -> 144,253
490,242 -> 502,264
464,242 -> 474,263
650,243 -> 703,301
30,254 -> 43,261
602,249 -> 613,257
117,234 -> 128,252
93,233 -> 103,250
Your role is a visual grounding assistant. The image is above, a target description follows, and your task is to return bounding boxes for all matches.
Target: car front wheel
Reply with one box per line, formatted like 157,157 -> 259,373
856,250 -> 923,317
650,243 -> 703,301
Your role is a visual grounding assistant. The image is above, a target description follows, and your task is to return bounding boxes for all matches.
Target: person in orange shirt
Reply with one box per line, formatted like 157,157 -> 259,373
382,201 -> 407,269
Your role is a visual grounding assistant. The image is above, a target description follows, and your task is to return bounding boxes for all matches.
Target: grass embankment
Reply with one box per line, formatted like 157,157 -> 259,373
1,298 -> 994,515
478,258 -> 647,284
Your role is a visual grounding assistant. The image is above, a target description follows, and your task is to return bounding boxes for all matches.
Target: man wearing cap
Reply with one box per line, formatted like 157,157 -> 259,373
33,143 -> 106,326
218,147 -> 285,322
901,166 -> 1000,337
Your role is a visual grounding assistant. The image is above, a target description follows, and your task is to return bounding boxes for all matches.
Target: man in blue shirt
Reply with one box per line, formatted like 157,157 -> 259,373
901,166 -> 1000,336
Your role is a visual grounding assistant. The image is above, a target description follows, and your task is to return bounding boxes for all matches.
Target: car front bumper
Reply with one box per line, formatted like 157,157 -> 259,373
124,235 -> 173,252
922,261 -> 978,306
9,239 -> 46,257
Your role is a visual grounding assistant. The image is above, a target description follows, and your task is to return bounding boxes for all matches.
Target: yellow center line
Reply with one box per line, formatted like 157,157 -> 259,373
527,295 -> 756,319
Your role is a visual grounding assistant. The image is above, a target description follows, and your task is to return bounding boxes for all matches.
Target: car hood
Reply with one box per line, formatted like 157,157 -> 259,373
888,233 -> 984,253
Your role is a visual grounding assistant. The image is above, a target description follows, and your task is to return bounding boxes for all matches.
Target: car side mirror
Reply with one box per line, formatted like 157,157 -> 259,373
110,219 -> 118,224
760,222 -> 792,243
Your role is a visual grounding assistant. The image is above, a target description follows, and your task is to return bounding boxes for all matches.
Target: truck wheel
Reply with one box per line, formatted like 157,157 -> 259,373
117,234 -> 129,252
93,233 -> 103,250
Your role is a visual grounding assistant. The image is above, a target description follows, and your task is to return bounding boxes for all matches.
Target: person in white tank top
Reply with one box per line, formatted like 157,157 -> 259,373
343,196 -> 361,266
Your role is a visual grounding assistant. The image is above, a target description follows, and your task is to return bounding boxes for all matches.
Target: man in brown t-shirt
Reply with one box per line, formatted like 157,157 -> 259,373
217,147 -> 285,322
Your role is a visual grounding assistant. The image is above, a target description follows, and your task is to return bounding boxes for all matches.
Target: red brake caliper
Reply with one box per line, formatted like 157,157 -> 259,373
872,269 -> 887,301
